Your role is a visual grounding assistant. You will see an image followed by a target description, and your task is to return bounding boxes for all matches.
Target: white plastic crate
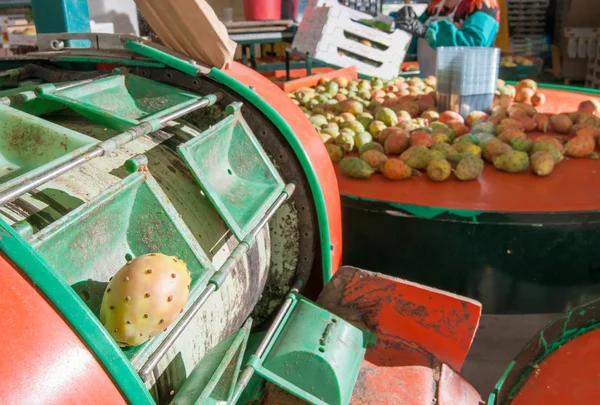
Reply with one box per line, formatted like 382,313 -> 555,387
291,0 -> 420,79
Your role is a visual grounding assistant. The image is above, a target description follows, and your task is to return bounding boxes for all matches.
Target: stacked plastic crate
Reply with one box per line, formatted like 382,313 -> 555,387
507,0 -> 550,55
436,47 -> 500,117
339,0 -> 381,16
561,28 -> 600,88
291,0 -> 413,80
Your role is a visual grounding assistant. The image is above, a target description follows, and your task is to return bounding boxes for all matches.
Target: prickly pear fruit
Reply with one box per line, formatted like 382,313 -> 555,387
450,153 -> 472,166
334,132 -> 355,152
483,140 -> 512,163
454,156 -> 484,181
454,134 -> 477,145
531,143 -> 563,164
565,134 -> 596,157
325,144 -> 344,163
340,157 -> 375,179
509,137 -> 533,153
471,120 -> 495,135
375,107 -> 399,127
453,143 -> 482,158
400,146 -> 434,170
550,114 -> 573,134
472,133 -> 495,145
427,159 -> 452,182
531,151 -> 555,176
534,135 -> 564,151
431,142 -> 458,160
493,150 -> 530,173
498,129 -> 527,143
410,130 -> 434,147
385,132 -> 410,154
432,132 -> 450,144
100,253 -> 192,347
360,149 -> 388,171
358,142 -> 384,155
354,131 -> 373,149
381,158 -> 412,180
377,127 -> 403,144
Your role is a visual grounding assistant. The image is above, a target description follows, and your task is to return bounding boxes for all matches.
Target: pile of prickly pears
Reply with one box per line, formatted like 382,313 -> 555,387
100,253 -> 192,347
288,75 -> 600,182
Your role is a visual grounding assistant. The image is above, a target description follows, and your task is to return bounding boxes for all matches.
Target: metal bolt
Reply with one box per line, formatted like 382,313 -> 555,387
50,39 -> 64,51
249,85 -> 255,91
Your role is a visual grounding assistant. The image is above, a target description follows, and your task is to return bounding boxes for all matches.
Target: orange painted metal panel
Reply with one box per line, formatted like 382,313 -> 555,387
337,88 -> 600,213
0,253 -> 127,405
223,61 -> 343,273
318,267 -> 482,372
511,328 -> 600,405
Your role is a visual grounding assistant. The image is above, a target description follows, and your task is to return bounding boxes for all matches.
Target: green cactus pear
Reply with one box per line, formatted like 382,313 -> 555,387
509,137 -> 533,152
334,133 -> 355,152
368,120 -> 387,137
530,151 -> 555,176
354,131 -> 374,149
450,153 -> 474,167
531,143 -> 563,163
340,157 -> 375,179
455,156 -> 485,181
453,134 -> 477,145
375,107 -> 399,127
493,150 -> 530,173
400,146 -> 439,170
326,81 -> 339,96
325,144 -> 345,163
431,142 -> 458,160
100,253 -> 191,347
359,142 -> 384,155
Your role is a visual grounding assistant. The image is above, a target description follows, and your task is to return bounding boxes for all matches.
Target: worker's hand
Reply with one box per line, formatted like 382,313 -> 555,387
395,6 -> 427,38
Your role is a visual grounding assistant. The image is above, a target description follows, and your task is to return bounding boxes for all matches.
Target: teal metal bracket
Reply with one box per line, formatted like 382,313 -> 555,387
31,0 -> 91,48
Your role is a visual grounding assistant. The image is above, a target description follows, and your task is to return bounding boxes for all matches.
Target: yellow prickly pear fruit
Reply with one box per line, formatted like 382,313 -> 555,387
427,159 -> 452,182
100,253 -> 192,347
455,156 -> 484,181
531,151 -> 555,176
325,144 -> 344,163
493,150 -> 530,173
453,143 -> 482,158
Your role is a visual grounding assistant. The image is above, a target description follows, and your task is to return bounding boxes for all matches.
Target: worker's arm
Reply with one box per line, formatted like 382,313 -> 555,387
425,9 -> 499,49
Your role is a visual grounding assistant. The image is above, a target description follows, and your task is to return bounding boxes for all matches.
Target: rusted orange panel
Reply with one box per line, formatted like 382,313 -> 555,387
317,267 -> 481,372
437,364 -> 483,405
0,253 -> 127,405
511,327 -> 600,405
336,89 -> 600,213
351,362 -> 434,405
224,61 -> 343,273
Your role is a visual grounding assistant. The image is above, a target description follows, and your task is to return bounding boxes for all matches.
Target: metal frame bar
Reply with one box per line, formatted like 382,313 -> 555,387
0,92 -> 221,206
137,183 -> 296,381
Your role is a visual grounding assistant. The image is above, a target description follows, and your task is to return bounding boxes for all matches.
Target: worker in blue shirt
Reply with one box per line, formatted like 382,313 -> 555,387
395,0 -> 500,76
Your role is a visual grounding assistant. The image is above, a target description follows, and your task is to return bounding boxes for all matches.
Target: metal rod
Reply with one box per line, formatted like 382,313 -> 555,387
138,184 -> 295,381
230,281 -> 301,404
0,94 -> 220,207
0,148 -> 104,206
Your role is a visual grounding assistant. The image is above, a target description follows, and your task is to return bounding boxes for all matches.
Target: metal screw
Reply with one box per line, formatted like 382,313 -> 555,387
50,39 -> 64,51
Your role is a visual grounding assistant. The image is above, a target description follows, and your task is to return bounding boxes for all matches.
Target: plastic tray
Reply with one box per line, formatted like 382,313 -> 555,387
38,73 -> 201,131
0,104 -> 98,193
